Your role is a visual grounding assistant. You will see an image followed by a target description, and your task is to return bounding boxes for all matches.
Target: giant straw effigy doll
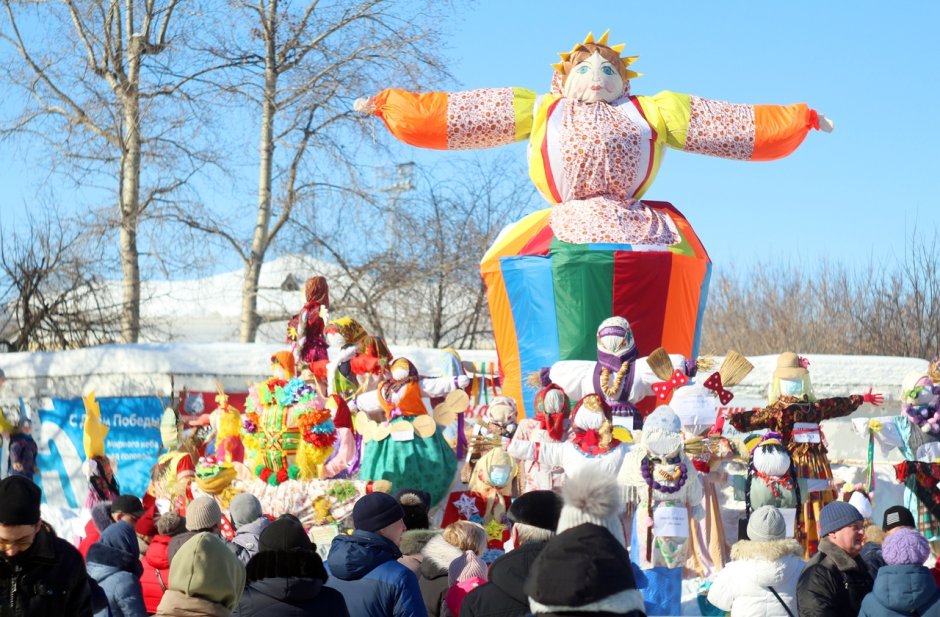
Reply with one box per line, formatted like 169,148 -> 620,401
355,30 -> 832,415
728,352 -> 883,557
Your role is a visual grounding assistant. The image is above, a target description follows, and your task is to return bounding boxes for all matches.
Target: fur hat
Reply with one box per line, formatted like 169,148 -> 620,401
557,467 -> 625,545
747,506 -> 787,542
525,523 -> 644,615
508,490 -> 563,531
394,488 -> 431,530
882,527 -> 930,565
229,493 -> 263,529
818,501 -> 862,537
186,496 -> 222,532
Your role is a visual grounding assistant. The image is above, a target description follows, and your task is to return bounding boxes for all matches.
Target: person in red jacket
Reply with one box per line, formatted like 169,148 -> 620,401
140,512 -> 186,614
78,494 -> 144,558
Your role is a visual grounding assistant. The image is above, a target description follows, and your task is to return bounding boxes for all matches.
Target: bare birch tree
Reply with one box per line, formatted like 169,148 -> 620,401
177,0 -> 450,342
0,0 -> 221,343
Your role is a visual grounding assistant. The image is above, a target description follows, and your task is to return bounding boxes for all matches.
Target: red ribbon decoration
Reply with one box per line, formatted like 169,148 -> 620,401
703,372 -> 734,404
651,369 -> 689,401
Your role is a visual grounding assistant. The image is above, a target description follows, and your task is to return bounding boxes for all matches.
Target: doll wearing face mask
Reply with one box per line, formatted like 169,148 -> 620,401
355,357 -> 464,505
729,352 -> 882,557
441,448 -> 517,553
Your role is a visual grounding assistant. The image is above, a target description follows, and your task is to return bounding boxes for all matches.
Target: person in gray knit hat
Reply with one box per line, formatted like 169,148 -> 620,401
227,493 -> 270,565
709,506 -> 805,616
796,501 -> 872,617
168,497 -> 222,562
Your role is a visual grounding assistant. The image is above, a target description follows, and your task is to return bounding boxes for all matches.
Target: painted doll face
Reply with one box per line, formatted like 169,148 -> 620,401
563,51 -> 624,103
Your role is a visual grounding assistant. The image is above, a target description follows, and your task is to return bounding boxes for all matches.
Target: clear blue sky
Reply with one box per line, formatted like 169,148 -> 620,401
2,1 -> 938,276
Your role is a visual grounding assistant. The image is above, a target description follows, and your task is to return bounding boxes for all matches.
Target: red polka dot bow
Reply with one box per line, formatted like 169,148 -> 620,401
651,370 -> 689,401
703,372 -> 734,405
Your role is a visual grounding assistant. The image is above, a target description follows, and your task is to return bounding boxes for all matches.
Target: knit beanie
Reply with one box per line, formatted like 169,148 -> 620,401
259,516 -> 314,553
508,490 -> 564,531
557,467 -> 625,545
352,492 -> 404,533
747,506 -> 787,542
169,532 -> 246,610
818,500 -> 863,537
112,494 -> 145,517
156,512 -> 187,537
0,475 -> 41,525
229,493 -> 263,529
186,497 -> 222,532
883,528 -> 931,565
525,524 -> 643,614
448,550 -> 488,586
883,505 -> 916,532
100,520 -> 138,556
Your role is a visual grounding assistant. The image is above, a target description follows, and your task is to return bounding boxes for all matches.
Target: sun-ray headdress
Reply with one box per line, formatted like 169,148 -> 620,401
551,30 -> 641,79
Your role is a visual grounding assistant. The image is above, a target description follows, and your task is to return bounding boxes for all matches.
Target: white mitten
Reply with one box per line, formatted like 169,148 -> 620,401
817,113 -> 834,133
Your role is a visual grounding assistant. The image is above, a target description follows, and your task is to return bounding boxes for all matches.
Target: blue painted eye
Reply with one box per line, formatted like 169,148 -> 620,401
602,66 -> 615,76
577,66 -> 589,74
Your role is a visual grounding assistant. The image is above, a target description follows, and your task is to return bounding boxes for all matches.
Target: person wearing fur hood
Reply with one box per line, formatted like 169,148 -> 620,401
419,521 -> 487,617
618,405 -> 703,616
708,506 -> 805,617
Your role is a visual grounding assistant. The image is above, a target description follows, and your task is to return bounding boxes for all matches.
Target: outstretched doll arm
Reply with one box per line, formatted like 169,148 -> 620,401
356,87 -> 537,150
636,90 -> 828,162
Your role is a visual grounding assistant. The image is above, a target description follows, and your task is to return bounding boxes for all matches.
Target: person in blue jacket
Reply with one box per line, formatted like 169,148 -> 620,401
858,527 -> 940,617
85,520 -> 147,617
326,492 -> 428,617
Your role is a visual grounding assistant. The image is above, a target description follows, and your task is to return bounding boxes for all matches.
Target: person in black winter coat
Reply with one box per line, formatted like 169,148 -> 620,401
461,490 -> 563,617
796,501 -> 874,617
0,475 -> 94,617
522,523 -> 645,617
233,515 -> 349,617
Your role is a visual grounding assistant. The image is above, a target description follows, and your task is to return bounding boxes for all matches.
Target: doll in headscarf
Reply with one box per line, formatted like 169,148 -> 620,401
311,317 -> 391,400
286,275 -> 330,373
545,317 -> 687,430
507,384 -> 571,491
462,396 -> 518,484
148,407 -> 197,509
728,351 -> 883,556
731,433 -> 804,542
534,393 -> 630,481
322,394 -> 361,479
353,357 -> 465,504
442,447 -> 517,556
619,405 -> 704,616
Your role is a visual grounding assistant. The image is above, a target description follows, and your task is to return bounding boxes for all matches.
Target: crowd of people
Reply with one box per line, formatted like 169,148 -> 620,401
4,465 -> 940,617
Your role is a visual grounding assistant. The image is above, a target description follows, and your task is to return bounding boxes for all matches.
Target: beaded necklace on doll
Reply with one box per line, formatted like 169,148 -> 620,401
640,455 -> 688,494
600,362 -> 631,398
